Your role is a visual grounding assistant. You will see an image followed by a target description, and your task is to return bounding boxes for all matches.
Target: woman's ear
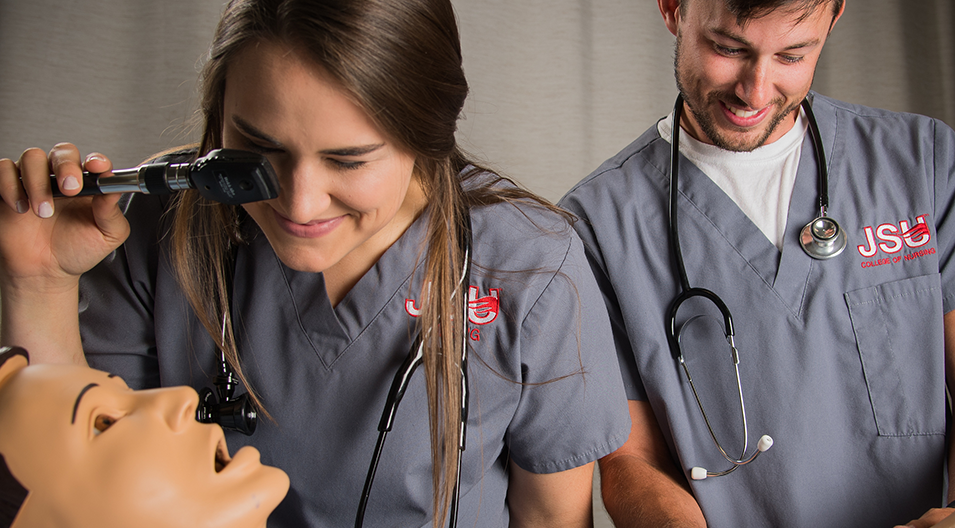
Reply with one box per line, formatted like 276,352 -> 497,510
0,348 -> 29,392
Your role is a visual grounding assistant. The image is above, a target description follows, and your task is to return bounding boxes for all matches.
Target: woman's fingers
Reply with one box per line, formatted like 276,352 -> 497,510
49,142 -> 86,197
81,151 -> 113,175
91,192 -> 130,245
0,145 -> 128,281
0,157 -> 29,214
0,145 -> 117,218
17,147 -> 55,218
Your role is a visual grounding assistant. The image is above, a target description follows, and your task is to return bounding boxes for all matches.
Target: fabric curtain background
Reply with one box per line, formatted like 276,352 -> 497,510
2,1 -> 952,202
1,1 -> 953,525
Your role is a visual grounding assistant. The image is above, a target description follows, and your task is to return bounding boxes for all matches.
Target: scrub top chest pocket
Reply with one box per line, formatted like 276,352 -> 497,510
845,273 -> 946,437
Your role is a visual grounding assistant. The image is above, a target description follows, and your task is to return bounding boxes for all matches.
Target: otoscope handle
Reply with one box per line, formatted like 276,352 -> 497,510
47,149 -> 279,205
50,167 -> 150,197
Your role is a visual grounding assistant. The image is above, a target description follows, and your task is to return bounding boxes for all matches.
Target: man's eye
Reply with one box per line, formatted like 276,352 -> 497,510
93,414 -> 119,436
715,44 -> 742,56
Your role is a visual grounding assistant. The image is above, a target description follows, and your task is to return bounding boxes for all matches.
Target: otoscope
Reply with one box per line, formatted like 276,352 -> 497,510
51,148 -> 278,435
51,148 -> 280,205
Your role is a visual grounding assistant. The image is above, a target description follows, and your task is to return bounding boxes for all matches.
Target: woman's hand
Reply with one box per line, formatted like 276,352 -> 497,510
0,143 -> 130,365
0,143 -> 129,288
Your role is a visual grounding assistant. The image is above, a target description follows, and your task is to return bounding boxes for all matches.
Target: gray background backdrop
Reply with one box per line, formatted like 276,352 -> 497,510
3,1 -> 953,202
2,1 -> 953,525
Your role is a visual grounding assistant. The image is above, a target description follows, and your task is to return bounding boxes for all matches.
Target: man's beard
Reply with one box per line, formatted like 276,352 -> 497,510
673,32 -> 802,152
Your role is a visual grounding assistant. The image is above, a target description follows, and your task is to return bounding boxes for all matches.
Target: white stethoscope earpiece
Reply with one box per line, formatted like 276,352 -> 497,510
690,435 -> 774,481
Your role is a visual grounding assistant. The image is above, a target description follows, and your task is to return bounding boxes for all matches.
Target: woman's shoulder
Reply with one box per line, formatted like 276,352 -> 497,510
464,170 -> 580,273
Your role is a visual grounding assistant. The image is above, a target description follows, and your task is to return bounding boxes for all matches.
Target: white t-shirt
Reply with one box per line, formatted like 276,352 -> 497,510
658,109 -> 808,251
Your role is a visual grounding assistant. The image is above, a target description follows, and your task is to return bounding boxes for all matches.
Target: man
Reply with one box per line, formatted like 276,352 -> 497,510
559,0 -> 955,526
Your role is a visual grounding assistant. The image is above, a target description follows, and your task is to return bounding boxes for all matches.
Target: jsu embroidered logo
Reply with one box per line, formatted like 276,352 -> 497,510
857,214 -> 935,268
405,286 -> 501,341
467,286 -> 499,325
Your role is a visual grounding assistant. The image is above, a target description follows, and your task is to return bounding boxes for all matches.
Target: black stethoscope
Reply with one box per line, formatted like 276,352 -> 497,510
665,94 -> 844,480
196,210 -> 473,527
354,212 -> 472,528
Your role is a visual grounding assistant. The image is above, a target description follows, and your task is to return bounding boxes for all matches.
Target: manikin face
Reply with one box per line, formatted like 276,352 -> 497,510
223,39 -> 423,277
0,355 -> 289,528
664,0 -> 843,151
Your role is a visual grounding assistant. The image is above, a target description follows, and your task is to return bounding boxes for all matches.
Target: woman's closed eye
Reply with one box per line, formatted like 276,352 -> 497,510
327,158 -> 366,171
240,138 -> 284,156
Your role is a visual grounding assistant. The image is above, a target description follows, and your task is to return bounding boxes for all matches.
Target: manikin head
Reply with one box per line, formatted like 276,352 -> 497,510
659,0 -> 845,151
0,347 -> 289,528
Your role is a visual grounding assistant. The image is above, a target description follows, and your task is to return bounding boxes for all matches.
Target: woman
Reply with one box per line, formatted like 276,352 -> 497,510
0,0 -> 629,526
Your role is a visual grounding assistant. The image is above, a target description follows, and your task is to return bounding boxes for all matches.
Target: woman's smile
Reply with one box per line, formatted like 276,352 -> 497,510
272,209 -> 345,239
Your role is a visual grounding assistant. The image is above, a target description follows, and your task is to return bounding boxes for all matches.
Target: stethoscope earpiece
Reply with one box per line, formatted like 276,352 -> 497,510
799,215 -> 847,259
689,434 -> 774,481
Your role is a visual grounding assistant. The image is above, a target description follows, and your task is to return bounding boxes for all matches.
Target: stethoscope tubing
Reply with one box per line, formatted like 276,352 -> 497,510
666,93 -> 796,479
355,209 -> 473,528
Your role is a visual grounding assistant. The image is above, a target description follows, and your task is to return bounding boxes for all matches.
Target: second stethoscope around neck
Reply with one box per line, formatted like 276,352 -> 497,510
665,94 -> 845,480
196,209 -> 474,527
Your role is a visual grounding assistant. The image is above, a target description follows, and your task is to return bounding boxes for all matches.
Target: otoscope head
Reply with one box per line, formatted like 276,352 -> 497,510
196,387 -> 258,436
190,149 -> 280,205
215,393 -> 258,436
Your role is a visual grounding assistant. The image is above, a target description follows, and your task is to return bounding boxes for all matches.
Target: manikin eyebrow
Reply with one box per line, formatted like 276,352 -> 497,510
710,27 -> 821,52
231,115 -> 386,157
70,375 -> 118,425
72,383 -> 99,424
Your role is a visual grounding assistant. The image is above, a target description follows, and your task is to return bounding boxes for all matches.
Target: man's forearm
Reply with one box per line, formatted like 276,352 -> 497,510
599,455 -> 705,528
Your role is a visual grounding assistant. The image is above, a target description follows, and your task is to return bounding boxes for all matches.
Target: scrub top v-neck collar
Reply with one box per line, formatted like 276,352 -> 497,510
667,100 -> 838,318
233,211 -> 429,369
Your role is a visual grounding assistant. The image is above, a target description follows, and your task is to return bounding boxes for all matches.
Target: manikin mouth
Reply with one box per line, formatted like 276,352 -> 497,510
215,438 -> 232,473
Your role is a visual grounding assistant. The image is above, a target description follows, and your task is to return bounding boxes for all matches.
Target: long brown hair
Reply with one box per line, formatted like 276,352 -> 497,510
168,0 -> 563,524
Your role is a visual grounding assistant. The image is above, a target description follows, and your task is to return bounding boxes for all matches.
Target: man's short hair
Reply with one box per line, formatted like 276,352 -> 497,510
680,0 -> 844,25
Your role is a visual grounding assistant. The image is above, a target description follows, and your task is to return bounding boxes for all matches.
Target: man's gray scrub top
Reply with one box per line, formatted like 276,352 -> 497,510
561,93 -> 955,527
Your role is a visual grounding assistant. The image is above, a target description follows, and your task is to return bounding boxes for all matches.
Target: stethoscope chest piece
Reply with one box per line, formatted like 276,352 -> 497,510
799,216 -> 847,259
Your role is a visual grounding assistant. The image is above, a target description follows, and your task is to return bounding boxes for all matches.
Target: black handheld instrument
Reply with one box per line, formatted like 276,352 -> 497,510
51,149 -> 280,205
196,359 -> 258,436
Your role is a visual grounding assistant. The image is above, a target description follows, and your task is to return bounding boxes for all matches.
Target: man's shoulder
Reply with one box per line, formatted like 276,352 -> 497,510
811,91 -> 945,129
810,91 -> 955,161
560,122 -> 669,208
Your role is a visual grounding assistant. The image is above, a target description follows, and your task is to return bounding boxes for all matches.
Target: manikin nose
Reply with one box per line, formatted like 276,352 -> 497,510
142,386 -> 199,432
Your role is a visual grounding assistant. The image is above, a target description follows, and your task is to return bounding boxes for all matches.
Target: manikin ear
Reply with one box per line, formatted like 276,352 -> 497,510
0,348 -> 28,393
658,0 -> 681,36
